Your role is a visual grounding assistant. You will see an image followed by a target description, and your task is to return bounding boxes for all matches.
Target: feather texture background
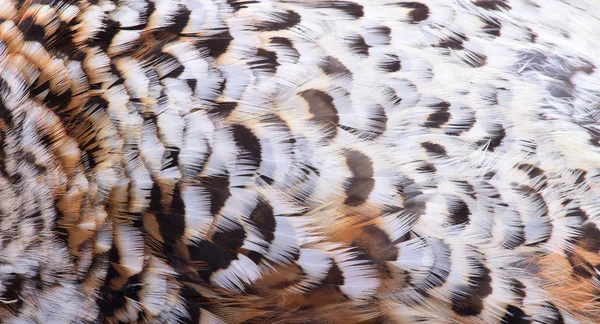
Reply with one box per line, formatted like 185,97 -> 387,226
0,0 -> 600,322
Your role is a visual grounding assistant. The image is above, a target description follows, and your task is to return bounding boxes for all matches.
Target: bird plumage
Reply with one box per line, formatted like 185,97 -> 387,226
0,0 -> 600,322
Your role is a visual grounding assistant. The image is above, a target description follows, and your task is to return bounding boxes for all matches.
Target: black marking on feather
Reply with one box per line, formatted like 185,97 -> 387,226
566,207 -> 588,222
501,305 -> 531,324
165,6 -> 191,34
108,63 -> 125,88
573,169 -> 587,185
540,302 -> 565,324
180,286 -> 210,324
344,149 -> 375,206
1,274 -> 24,311
589,128 -> 600,147
270,37 -> 300,60
379,54 -> 402,72
340,107 -> 387,140
576,222 -> 600,252
508,278 -> 526,303
211,101 -> 237,119
424,101 -> 451,128
212,223 -> 246,257
84,95 -> 109,116
322,261 -> 345,286
421,142 -> 447,157
482,17 -> 501,37
189,240 -> 234,278
29,77 -> 50,98
19,16 -> 46,44
358,225 -> 399,261
314,1 -> 364,19
161,146 -> 181,171
195,31 -> 233,59
517,163 -> 543,179
398,2 -> 430,24
93,18 -> 120,52
122,274 -> 143,302
97,252 -> 125,318
417,162 -> 436,173
226,0 -> 259,12
200,173 -> 231,216
321,56 -> 352,76
465,51 -> 488,67
566,250 -> 595,278
436,33 -> 468,50
299,89 -> 339,140
155,52 -> 184,79
0,90 -> 12,125
477,125 -> 505,151
473,0 -> 511,11
249,198 -> 276,246
44,89 -> 72,115
531,193 -> 549,217
139,0 -> 156,28
255,10 -> 301,31
231,125 -> 262,172
415,240 -> 451,294
384,87 -> 403,106
52,20 -> 80,58
446,112 -> 475,136
517,163 -> 548,188
448,199 -> 470,226
374,26 -> 392,43
152,183 -> 186,247
346,34 -> 371,56
366,105 -> 388,139
186,79 -> 197,93
250,48 -> 280,74
451,261 -> 493,316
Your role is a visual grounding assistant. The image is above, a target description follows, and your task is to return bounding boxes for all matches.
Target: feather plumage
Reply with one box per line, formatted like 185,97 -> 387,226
0,0 -> 600,323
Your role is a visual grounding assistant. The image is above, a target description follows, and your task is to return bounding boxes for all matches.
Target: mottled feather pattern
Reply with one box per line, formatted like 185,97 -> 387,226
0,0 -> 599,323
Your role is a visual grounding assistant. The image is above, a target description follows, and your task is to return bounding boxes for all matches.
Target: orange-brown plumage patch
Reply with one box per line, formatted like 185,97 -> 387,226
536,247 -> 600,322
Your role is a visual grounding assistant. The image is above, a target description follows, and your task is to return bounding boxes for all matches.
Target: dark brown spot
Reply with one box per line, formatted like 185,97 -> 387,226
436,33 -> 468,50
482,17 -> 501,37
231,125 -> 262,172
250,48 -> 280,74
344,149 -> 375,206
299,89 -> 339,140
379,54 -> 401,72
255,10 -> 301,31
424,101 -> 451,128
355,225 -> 399,261
501,305 -> 531,324
576,222 -> 600,252
165,6 -> 191,34
321,56 -> 352,76
398,2 -> 430,23
322,261 -> 345,286
448,199 -> 470,226
195,31 -> 233,59
421,142 -> 447,157
314,1 -> 364,18
473,0 -> 511,11
451,262 -> 493,316
465,51 -> 488,68
346,34 -> 371,56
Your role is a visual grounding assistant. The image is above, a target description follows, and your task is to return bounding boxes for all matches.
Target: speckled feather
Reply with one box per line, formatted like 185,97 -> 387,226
0,0 -> 600,323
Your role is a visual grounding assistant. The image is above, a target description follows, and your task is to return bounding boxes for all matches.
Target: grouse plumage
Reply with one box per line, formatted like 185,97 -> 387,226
1,0 -> 600,323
